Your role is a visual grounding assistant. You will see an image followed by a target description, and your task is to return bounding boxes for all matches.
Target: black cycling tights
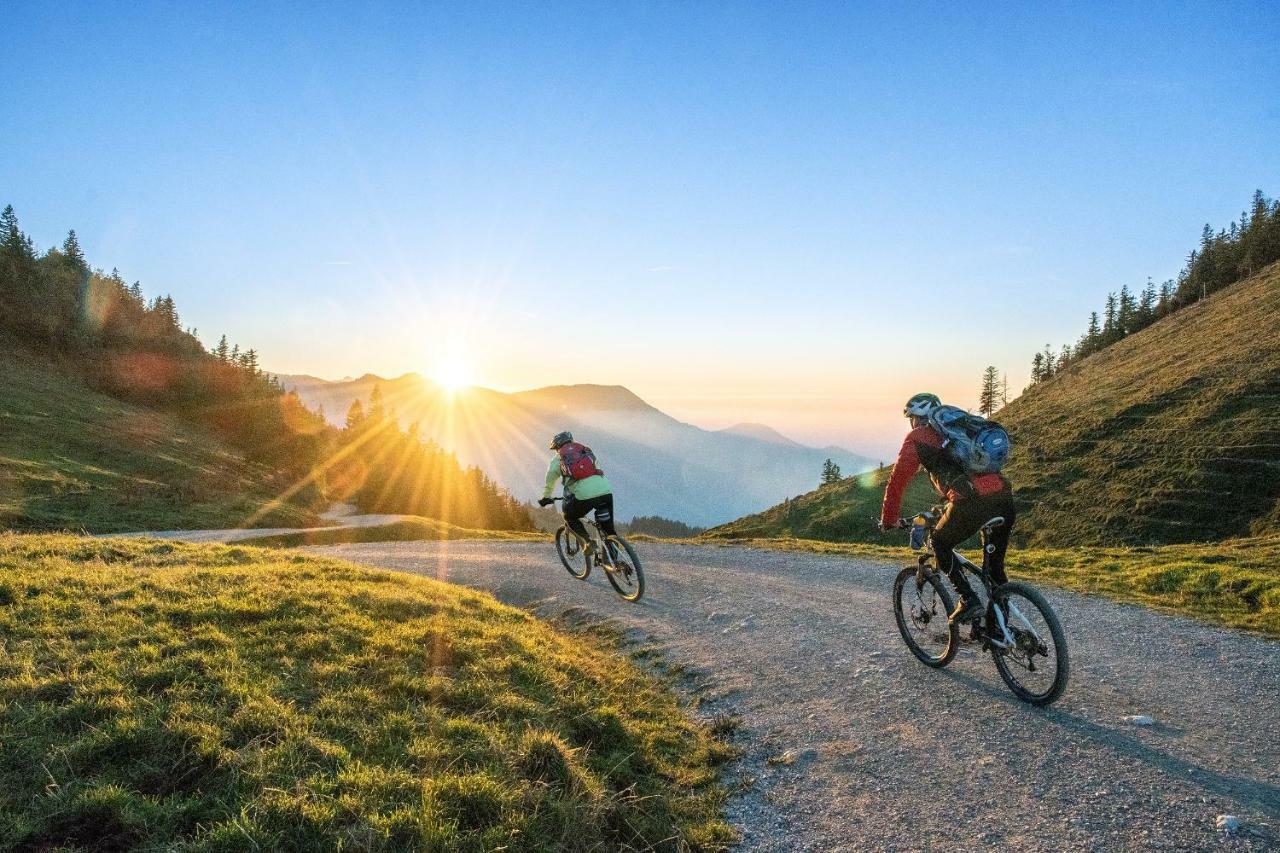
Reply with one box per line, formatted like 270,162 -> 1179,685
562,493 -> 618,542
931,490 -> 1017,593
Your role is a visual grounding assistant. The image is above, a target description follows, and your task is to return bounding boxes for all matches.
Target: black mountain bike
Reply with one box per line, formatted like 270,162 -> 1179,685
891,508 -> 1069,706
551,497 -> 645,602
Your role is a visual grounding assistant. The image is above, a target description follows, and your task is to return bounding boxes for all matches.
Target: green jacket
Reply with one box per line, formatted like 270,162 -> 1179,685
543,455 -> 612,501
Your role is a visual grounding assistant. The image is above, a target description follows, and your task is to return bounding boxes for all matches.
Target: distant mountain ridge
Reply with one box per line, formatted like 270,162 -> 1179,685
275,374 -> 874,526
719,423 -> 801,446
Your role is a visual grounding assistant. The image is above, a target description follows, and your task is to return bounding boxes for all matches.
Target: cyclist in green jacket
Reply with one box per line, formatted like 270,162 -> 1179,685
538,431 -> 616,555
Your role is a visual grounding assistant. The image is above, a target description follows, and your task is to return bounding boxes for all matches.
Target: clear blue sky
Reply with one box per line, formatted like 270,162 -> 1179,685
3,1 -> 1277,455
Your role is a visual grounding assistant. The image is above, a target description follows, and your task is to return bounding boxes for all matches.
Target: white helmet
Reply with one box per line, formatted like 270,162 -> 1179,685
904,392 -> 941,418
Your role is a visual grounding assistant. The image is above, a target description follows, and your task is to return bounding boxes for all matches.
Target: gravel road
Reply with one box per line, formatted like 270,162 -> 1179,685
305,540 -> 1280,851
105,504 -> 411,543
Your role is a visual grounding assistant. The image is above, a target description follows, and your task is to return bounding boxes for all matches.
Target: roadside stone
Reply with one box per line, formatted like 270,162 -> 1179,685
1123,715 -> 1155,726
1215,815 -> 1241,834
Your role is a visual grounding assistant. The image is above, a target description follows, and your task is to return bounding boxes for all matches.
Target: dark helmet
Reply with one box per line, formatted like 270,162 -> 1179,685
904,392 -> 941,419
550,431 -> 573,450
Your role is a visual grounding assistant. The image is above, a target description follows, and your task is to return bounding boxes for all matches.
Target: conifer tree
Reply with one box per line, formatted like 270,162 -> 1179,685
1102,292 -> 1118,342
161,295 -> 179,328
1082,311 -> 1101,354
1137,278 -> 1157,328
1031,352 -> 1045,384
1157,280 -> 1173,317
345,399 -> 365,430
821,458 -> 842,485
978,365 -> 1000,416
214,335 -> 230,361
0,206 -> 21,254
1117,285 -> 1136,336
367,385 -> 386,426
61,230 -> 86,270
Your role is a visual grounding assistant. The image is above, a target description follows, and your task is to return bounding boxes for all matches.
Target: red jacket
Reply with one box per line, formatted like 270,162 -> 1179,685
880,424 -> 1006,526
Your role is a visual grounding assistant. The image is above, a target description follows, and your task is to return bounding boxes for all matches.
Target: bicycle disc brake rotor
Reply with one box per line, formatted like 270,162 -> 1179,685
911,588 -> 938,628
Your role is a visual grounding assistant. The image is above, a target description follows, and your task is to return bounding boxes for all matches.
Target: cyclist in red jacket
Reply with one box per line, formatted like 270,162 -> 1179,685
880,392 -> 1017,624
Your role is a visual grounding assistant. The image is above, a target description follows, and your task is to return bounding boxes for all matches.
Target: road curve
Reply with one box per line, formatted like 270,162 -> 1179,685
105,504 -> 413,544
304,540 -> 1280,851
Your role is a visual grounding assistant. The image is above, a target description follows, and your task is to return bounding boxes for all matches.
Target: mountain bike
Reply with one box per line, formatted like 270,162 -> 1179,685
890,508 -> 1069,706
551,497 -> 645,602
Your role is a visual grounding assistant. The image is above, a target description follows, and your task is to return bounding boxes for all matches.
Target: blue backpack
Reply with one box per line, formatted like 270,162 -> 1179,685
927,405 -> 1010,474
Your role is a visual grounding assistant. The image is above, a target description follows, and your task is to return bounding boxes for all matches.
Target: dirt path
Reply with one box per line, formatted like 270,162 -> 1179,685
105,503 -> 413,543
304,540 -> 1280,851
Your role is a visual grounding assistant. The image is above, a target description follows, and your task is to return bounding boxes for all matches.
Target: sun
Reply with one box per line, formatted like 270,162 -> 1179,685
434,356 -> 474,392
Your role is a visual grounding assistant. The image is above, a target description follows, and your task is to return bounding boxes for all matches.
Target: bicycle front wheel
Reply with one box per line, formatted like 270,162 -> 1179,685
555,527 -> 590,580
603,536 -> 644,602
893,566 -> 958,668
989,581 -> 1069,706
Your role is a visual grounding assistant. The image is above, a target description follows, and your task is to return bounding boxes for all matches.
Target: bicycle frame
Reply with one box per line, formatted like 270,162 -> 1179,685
949,550 -> 1045,651
561,515 -> 617,569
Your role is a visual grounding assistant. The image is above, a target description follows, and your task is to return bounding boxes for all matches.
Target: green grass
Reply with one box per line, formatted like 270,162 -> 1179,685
0,346 -> 319,533
0,534 -> 735,851
999,261 -> 1280,545
703,466 -> 938,544
701,534 -> 1280,637
240,517 -> 548,547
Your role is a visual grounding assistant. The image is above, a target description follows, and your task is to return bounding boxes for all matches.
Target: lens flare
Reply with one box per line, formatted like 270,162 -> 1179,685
434,357 -> 473,392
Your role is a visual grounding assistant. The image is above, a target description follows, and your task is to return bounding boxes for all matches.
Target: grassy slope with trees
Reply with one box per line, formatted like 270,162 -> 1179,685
0,344 -> 319,532
0,534 -> 735,850
703,466 -> 935,543
1002,260 -> 1280,546
0,205 -> 532,534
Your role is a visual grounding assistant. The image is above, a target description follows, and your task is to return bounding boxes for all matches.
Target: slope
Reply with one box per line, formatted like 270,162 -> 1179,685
1000,260 -> 1280,545
707,261 -> 1280,548
0,347 -> 318,532
702,466 -> 937,542
0,534 -> 733,849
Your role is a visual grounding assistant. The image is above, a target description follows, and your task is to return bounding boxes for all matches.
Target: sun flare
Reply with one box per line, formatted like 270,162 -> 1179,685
434,357 -> 474,392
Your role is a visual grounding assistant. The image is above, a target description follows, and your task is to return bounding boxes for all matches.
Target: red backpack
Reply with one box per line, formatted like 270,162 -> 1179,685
558,442 -> 603,481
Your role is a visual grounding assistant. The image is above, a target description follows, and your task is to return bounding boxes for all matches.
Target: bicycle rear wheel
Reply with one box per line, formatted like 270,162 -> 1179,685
893,566 -> 958,668
989,581 -> 1069,706
603,536 -> 644,602
555,527 -> 590,580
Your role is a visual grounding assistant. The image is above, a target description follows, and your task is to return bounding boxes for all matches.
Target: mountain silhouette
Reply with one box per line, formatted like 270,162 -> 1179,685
277,374 -> 873,526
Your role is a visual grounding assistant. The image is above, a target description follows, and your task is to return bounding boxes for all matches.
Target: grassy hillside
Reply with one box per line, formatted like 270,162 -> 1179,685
0,348 -> 318,533
0,534 -> 734,850
709,262 -> 1280,549
703,467 -> 937,543
1001,260 -> 1280,545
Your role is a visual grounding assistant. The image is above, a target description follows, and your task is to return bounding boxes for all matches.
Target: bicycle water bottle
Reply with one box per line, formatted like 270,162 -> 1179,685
909,516 -> 928,551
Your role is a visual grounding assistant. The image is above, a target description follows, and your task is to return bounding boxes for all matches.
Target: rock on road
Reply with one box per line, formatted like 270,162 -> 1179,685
305,540 -> 1280,851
